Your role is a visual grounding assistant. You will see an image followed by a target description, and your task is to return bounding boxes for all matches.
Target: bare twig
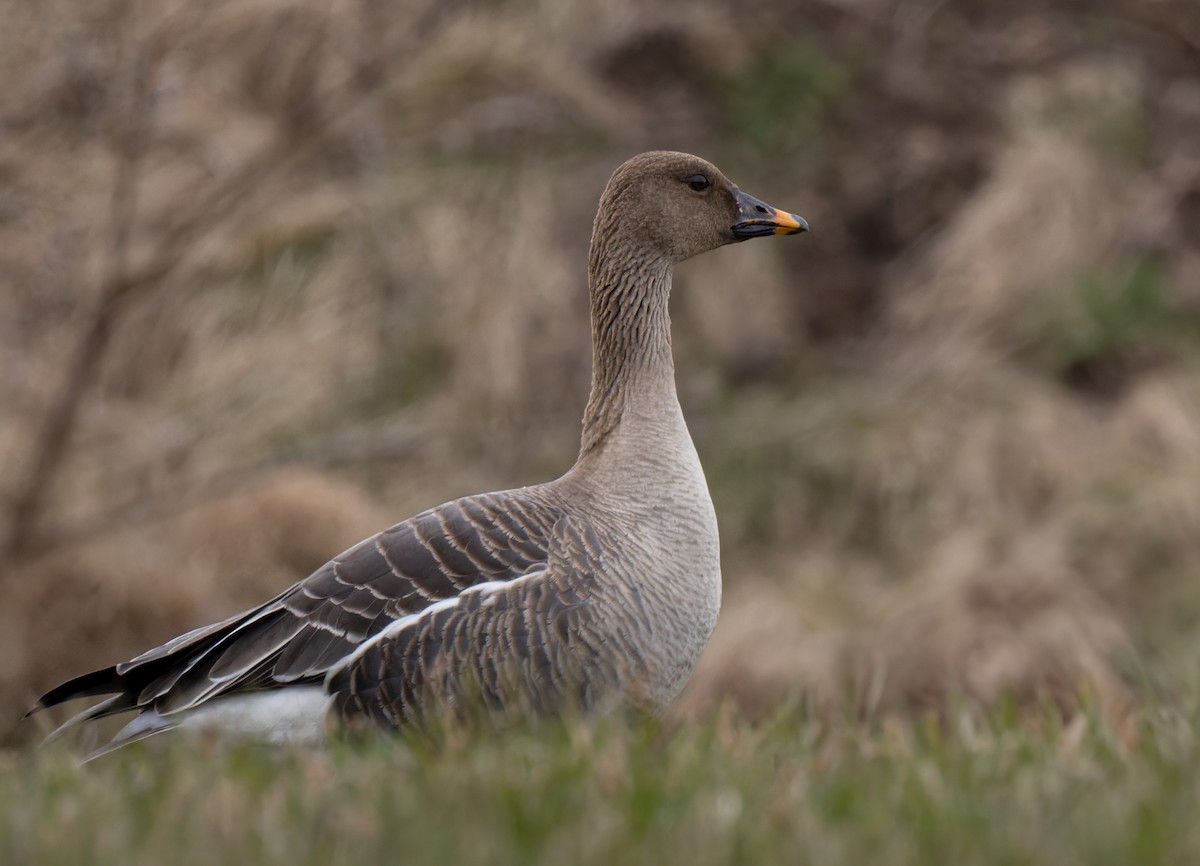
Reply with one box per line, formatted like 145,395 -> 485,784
1,30 -> 157,565
2,1 -> 459,571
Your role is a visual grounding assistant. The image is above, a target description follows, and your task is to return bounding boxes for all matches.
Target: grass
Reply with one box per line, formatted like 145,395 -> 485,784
1027,258 -> 1200,395
1049,261 -> 1196,365
721,36 -> 850,156
4,700 -> 1199,866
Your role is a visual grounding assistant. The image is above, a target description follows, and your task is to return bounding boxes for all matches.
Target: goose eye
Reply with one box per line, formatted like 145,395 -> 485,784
686,174 -> 711,192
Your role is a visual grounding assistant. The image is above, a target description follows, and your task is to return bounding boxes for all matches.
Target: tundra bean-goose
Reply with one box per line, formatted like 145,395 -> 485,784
29,151 -> 807,758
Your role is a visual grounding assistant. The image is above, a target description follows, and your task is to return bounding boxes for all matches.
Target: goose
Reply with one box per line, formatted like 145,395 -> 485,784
28,151 -> 807,758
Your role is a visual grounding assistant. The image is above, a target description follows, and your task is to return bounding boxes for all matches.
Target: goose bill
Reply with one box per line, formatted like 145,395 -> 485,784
731,191 -> 809,239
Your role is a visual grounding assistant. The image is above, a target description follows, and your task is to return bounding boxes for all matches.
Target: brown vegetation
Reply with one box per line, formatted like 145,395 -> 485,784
3,0 -> 1200,745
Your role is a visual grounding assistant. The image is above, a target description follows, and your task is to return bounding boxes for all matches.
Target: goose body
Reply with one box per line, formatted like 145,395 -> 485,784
29,152 -> 807,756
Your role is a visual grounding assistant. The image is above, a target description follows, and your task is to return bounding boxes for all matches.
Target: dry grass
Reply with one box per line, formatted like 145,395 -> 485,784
3,469 -> 386,744
891,62 -> 1171,356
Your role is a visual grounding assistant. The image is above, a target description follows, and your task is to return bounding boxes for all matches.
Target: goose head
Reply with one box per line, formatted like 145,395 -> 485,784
592,151 -> 808,266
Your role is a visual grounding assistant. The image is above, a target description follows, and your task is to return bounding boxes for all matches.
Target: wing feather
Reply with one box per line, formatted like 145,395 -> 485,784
30,489 -> 560,739
327,514 -> 623,729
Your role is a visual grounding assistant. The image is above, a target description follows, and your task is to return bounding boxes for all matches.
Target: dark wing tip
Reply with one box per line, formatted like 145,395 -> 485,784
31,666 -> 124,714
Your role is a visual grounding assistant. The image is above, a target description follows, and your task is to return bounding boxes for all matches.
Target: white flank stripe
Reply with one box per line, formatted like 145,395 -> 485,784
324,569 -> 546,682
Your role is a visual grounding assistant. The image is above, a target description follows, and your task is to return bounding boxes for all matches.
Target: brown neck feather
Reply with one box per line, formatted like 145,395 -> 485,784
578,224 -> 675,456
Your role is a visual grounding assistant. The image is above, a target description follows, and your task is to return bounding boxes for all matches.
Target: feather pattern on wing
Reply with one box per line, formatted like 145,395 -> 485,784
32,490 -> 563,729
326,514 -> 637,728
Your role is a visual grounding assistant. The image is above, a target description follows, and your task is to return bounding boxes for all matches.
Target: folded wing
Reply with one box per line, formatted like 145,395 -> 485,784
31,490 -> 562,736
328,512 -> 630,728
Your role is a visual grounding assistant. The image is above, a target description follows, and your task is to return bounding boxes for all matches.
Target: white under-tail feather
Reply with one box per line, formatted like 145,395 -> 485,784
81,688 -> 331,762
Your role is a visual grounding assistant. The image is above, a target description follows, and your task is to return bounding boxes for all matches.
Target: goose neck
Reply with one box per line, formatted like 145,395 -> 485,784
579,246 -> 676,456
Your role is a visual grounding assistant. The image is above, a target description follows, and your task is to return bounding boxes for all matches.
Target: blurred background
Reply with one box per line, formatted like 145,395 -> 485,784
1,0 -> 1198,746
